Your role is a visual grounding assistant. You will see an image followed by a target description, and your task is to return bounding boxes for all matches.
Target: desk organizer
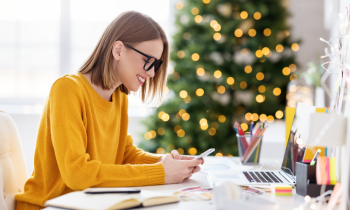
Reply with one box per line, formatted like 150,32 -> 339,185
237,134 -> 263,165
296,162 -> 334,197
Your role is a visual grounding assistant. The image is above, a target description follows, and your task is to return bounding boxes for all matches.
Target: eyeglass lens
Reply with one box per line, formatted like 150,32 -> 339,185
144,57 -> 161,72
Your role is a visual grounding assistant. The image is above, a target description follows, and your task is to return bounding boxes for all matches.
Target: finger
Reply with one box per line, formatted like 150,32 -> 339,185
180,156 -> 194,160
188,166 -> 194,173
201,158 -> 205,165
193,166 -> 201,173
185,158 -> 203,167
171,150 -> 180,160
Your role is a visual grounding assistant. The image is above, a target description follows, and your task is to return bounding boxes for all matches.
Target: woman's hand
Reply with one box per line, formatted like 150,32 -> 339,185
170,150 -> 204,176
160,154 -> 203,184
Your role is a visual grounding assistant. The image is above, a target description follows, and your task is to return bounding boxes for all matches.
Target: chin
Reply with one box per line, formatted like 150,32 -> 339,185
124,84 -> 140,92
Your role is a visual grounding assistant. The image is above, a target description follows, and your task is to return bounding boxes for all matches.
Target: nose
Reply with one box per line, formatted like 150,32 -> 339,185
146,67 -> 155,78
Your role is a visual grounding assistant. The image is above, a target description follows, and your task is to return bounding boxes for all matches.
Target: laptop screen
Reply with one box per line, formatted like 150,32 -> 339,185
280,102 -> 316,176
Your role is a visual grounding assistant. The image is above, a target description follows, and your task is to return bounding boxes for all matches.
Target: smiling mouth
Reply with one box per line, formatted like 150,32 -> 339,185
137,74 -> 145,85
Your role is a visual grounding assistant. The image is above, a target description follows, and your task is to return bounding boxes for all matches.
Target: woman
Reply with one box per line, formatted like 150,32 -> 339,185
15,11 -> 203,210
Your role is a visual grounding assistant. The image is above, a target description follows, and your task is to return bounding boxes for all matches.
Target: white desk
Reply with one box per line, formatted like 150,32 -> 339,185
44,157 -> 306,210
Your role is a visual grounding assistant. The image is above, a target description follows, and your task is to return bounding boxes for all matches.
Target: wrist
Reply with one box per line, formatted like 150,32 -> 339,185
157,156 -> 162,162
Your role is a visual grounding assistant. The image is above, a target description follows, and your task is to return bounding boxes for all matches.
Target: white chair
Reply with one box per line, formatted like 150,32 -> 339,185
0,111 -> 28,210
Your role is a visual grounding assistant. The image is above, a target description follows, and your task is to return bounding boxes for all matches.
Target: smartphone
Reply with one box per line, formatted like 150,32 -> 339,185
84,188 -> 141,194
194,148 -> 215,159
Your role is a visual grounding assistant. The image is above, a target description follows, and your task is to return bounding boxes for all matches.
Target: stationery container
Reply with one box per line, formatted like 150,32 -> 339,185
236,134 -> 263,165
295,162 -> 334,197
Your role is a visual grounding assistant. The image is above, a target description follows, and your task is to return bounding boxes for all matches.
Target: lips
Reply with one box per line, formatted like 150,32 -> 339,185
137,74 -> 145,85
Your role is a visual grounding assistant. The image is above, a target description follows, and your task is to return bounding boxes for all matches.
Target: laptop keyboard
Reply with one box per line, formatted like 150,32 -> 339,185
243,171 -> 287,183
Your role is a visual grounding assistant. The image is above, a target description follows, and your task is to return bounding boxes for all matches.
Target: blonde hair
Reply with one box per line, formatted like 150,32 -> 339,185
79,11 -> 169,105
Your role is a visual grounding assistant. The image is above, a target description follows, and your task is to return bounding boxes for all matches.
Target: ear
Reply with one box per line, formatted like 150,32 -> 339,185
112,40 -> 124,61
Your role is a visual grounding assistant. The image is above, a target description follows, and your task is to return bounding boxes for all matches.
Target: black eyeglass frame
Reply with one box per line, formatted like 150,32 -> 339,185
124,44 -> 163,72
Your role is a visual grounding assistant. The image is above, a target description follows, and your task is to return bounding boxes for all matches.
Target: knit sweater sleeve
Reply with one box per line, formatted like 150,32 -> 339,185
49,78 -> 164,191
123,135 -> 161,164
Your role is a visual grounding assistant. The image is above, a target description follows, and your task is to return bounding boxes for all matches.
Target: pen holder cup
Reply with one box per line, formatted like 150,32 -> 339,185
296,162 -> 335,197
236,134 -> 263,165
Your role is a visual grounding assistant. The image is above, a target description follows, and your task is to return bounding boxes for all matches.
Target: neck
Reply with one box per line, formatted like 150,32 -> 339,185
82,72 -> 117,102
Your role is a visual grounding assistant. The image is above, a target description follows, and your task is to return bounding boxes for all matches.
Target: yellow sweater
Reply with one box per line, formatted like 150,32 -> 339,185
15,73 -> 164,210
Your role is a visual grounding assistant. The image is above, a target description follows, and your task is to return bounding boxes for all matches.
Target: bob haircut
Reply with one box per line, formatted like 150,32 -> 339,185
79,11 -> 169,105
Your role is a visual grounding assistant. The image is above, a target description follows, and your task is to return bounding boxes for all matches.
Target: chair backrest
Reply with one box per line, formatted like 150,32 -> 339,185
0,111 -> 28,210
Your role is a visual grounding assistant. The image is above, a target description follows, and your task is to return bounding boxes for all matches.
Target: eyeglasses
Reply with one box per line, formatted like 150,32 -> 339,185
124,44 -> 163,73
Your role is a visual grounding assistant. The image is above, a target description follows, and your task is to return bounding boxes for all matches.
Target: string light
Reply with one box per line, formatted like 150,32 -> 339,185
182,113 -> 190,121
161,113 -> 170,121
218,115 -> 226,123
150,130 -> 157,138
192,53 -> 200,61
267,115 -> 274,123
195,15 -> 202,23
252,113 -> 259,121
289,64 -> 297,72
248,29 -> 256,37
273,87 -> 281,96
262,47 -> 270,55
197,67 -> 205,76
189,147 -> 197,155
240,11 -> 248,19
177,148 -> 184,155
256,94 -> 265,103
191,7 -> 199,15
211,122 -> 219,128
260,114 -> 267,122
213,33 -> 221,41
254,12 -> 261,20
241,123 -> 248,131
203,0 -> 210,4
240,81 -> 247,89
275,110 -> 283,119
258,85 -> 266,93
196,88 -> 204,96
217,85 -> 225,94
157,127 -> 165,135
215,152 -> 223,157
227,77 -> 235,85
209,128 -> 216,136
144,132 -> 152,140
210,20 -> 218,28
276,44 -> 284,52
255,50 -> 263,58
177,50 -> 185,58
282,67 -> 291,75
214,70 -> 222,78
175,2 -> 183,10
245,65 -> 252,73
240,48 -> 249,56
263,28 -> 271,36
256,72 -> 264,80
158,111 -> 165,119
179,90 -> 188,98
245,113 -> 252,121
177,129 -> 185,137
174,125 -> 182,132
214,24 -> 221,31
235,29 -> 243,37
157,148 -> 165,154
291,43 -> 299,51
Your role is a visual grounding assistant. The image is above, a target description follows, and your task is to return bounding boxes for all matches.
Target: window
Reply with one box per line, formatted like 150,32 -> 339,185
0,0 -> 171,115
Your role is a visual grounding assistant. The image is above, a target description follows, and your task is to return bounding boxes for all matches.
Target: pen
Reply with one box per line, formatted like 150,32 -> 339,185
310,149 -> 321,166
250,121 -> 254,136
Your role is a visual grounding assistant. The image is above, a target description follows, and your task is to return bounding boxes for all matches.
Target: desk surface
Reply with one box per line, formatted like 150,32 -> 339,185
44,157 -> 305,210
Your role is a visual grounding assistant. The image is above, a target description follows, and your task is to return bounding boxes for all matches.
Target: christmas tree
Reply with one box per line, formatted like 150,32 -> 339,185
138,0 -> 299,156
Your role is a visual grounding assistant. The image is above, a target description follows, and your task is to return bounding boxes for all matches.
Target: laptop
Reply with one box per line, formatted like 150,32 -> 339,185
208,102 -> 316,186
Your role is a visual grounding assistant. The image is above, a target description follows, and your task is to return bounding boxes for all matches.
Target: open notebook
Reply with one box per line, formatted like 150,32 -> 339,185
44,188 -> 179,210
